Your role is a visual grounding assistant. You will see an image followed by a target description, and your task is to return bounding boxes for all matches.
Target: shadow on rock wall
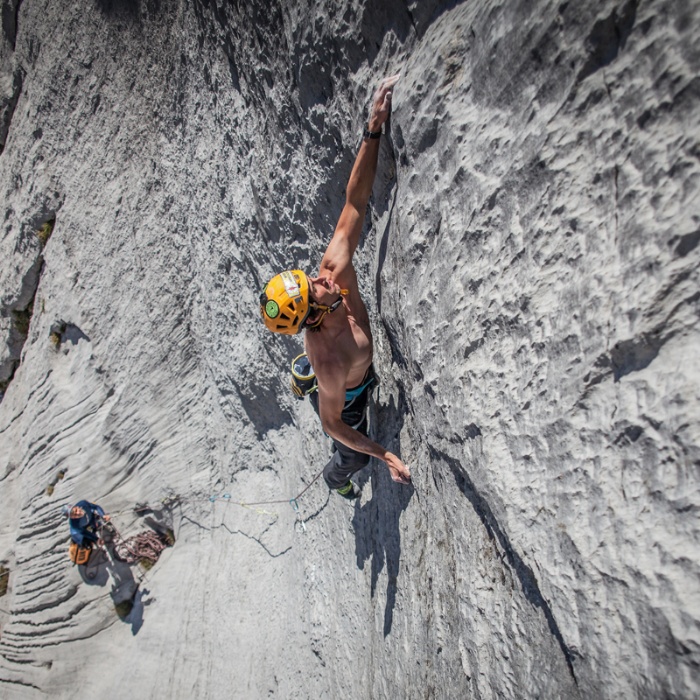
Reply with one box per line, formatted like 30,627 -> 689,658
353,384 -> 413,636
80,549 -> 143,635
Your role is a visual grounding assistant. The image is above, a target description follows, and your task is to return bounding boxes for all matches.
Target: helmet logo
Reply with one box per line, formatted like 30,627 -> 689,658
265,300 -> 280,318
281,270 -> 301,298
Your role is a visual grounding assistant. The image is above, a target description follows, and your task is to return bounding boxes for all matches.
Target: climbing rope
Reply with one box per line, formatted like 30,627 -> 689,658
101,519 -> 169,564
207,464 -> 326,522
99,464 -> 326,550
113,531 -> 169,564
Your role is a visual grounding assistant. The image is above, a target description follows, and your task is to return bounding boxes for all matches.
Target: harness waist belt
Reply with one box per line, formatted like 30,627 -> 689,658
344,366 -> 376,403
345,380 -> 373,403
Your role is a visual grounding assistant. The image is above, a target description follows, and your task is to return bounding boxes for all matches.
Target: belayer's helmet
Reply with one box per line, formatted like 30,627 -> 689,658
259,270 -> 311,335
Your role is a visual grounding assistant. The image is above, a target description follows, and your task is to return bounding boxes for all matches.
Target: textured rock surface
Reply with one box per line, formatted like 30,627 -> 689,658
0,0 -> 698,697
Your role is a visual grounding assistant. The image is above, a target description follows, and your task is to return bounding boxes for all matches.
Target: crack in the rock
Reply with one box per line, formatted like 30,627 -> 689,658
404,0 -> 418,34
0,594 -> 118,656
11,585 -> 78,616
5,0 -> 23,51
0,676 -> 41,691
0,69 -> 23,155
221,523 -> 292,558
15,522 -> 62,543
613,162 -> 619,241
5,600 -> 94,635
12,571 -> 64,595
180,515 -> 291,559
300,490 -> 330,525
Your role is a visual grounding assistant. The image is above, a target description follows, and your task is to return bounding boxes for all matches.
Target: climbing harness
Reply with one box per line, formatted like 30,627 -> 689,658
344,366 -> 378,406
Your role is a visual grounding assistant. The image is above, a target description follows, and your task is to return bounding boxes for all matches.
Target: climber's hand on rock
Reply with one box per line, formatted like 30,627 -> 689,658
385,452 -> 411,485
369,74 -> 400,131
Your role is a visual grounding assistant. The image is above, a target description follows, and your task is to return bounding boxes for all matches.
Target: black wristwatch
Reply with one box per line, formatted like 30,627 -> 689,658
363,126 -> 382,139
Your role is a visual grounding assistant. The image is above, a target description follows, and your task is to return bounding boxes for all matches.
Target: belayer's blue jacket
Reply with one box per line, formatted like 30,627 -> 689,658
69,500 -> 105,546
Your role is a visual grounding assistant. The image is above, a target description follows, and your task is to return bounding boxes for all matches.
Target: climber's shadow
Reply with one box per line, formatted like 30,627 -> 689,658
352,385 -> 413,637
79,548 -> 110,586
79,546 -> 142,634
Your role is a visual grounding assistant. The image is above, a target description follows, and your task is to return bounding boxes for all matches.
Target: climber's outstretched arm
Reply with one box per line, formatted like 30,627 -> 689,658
320,74 -> 400,290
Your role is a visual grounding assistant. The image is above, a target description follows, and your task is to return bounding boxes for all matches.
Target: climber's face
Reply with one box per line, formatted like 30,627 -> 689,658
308,276 -> 342,307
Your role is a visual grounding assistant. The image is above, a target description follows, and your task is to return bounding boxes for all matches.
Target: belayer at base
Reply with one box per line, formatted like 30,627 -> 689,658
259,75 -> 411,499
62,500 -> 110,565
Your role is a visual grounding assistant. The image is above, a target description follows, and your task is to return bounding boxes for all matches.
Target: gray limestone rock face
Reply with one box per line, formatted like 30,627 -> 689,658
0,1 -> 698,698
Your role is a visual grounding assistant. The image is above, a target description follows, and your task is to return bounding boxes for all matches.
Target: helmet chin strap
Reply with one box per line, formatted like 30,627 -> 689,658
306,289 -> 348,329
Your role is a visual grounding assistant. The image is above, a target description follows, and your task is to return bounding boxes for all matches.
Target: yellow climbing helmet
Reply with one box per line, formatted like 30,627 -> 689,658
259,270 -> 311,334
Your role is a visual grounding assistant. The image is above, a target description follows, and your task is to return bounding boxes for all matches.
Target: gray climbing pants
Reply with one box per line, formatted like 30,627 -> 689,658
309,367 -> 376,490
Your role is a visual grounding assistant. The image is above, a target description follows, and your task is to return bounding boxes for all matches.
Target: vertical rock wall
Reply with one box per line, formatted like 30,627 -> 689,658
0,1 -> 697,698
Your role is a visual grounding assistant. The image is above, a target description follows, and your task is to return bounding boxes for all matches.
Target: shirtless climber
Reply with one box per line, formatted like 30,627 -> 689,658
259,75 -> 411,499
